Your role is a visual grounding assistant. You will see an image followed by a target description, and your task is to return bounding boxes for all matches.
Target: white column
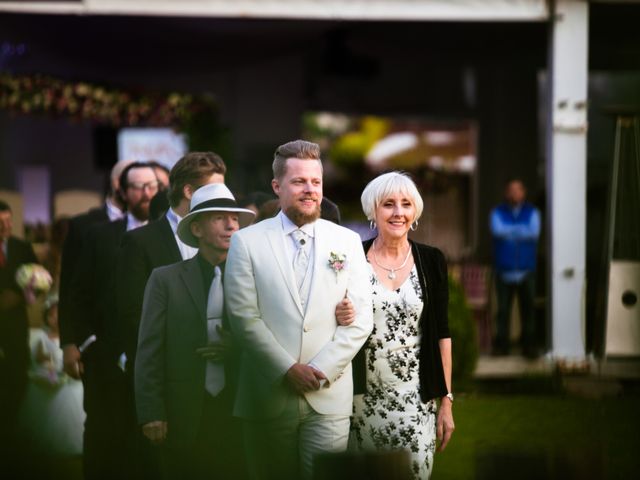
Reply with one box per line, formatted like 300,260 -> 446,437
547,0 -> 588,360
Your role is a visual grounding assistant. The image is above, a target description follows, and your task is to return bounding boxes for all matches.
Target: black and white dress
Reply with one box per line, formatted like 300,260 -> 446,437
350,265 -> 437,479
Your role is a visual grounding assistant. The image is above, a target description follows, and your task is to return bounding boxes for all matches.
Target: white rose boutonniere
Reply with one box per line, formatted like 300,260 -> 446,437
328,252 -> 347,282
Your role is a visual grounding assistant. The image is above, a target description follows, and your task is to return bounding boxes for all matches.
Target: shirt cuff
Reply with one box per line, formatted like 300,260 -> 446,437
308,362 -> 329,388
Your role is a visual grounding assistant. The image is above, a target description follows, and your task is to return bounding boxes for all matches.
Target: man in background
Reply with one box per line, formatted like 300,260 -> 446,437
65,162 -> 159,479
0,200 -> 38,473
490,179 -> 541,358
59,160 -> 132,376
116,152 -> 226,371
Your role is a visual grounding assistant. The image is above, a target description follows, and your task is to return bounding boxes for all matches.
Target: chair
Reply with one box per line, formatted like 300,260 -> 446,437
460,263 -> 493,354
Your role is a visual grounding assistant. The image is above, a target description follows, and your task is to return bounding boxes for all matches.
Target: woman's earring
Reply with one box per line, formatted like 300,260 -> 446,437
410,220 -> 419,231
370,220 -> 377,230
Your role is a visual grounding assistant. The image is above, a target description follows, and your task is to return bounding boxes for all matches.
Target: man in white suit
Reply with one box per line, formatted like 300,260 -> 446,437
224,140 -> 373,480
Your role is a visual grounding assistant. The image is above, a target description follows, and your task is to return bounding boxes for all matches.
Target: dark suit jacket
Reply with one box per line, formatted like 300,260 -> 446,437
135,257 -> 234,448
116,214 -> 181,364
353,239 -> 450,402
59,206 -> 109,347
0,236 -> 38,378
68,218 -> 127,361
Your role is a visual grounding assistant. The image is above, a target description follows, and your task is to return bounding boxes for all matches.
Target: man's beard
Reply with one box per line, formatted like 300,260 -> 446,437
129,201 -> 150,221
284,202 -> 321,227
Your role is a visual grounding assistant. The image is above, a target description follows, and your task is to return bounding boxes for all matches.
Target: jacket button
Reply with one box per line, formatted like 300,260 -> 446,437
303,326 -> 310,332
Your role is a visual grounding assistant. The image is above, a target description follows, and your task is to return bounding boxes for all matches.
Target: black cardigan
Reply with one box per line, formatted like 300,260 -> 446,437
352,238 -> 450,402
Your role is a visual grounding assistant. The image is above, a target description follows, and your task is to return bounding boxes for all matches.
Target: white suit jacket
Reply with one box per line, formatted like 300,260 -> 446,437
224,215 -> 373,419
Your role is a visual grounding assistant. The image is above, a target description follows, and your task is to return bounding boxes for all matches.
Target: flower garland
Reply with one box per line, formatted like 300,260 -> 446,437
0,73 -> 208,127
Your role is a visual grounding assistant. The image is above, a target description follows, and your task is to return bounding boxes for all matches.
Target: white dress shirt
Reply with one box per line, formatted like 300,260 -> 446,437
279,212 -> 327,383
166,208 -> 198,260
126,213 -> 148,232
105,197 -> 125,221
279,211 -> 316,268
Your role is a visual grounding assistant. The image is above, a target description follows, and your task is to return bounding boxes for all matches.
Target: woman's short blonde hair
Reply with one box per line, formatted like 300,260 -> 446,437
360,171 -> 424,222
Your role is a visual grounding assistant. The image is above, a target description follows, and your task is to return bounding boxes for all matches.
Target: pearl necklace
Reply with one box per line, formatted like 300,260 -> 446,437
371,241 -> 412,280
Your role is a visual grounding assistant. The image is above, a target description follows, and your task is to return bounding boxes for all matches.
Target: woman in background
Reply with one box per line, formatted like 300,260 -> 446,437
20,292 -> 85,456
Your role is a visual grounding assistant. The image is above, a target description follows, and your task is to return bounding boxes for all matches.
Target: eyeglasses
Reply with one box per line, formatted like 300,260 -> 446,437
128,181 -> 159,192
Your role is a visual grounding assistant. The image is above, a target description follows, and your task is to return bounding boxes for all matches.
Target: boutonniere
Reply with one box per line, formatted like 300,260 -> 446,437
328,251 -> 347,282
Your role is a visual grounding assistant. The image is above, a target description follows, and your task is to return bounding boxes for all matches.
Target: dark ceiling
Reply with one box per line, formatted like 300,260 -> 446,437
1,3 -> 637,88
0,13 -> 551,87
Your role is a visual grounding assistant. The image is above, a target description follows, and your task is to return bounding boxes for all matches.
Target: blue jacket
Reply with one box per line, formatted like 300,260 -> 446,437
490,202 -> 540,273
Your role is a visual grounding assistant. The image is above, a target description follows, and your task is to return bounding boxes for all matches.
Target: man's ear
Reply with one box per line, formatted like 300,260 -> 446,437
183,183 -> 195,201
271,178 -> 280,197
190,219 -> 202,240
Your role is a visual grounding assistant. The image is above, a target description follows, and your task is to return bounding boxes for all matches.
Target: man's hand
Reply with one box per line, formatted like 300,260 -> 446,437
195,325 -> 234,363
436,397 -> 455,452
311,366 -> 328,388
285,363 -> 321,394
63,344 -> 83,379
142,421 -> 167,445
335,295 -> 355,326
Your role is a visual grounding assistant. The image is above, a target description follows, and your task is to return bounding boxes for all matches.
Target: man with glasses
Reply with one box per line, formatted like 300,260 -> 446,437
65,161 -> 158,480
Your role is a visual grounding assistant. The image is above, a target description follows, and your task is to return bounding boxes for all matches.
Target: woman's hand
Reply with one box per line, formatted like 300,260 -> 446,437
335,295 -> 356,326
436,397 -> 455,452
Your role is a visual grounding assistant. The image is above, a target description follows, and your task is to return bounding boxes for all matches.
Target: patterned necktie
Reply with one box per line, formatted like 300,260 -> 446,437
291,229 -> 310,292
205,266 -> 225,396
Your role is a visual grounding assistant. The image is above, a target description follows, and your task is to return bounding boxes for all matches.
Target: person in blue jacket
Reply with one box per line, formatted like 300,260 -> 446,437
490,179 -> 541,358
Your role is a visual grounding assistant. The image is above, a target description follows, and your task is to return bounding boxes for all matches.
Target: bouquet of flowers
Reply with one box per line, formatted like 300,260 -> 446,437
15,263 -> 53,304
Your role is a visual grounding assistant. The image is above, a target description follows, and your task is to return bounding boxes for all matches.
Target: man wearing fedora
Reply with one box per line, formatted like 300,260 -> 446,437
135,183 -> 255,479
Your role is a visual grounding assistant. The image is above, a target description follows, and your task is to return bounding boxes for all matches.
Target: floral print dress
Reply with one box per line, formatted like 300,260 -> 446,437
350,265 -> 437,480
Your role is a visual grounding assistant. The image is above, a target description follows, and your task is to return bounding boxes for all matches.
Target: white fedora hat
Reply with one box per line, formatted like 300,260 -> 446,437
177,183 -> 255,247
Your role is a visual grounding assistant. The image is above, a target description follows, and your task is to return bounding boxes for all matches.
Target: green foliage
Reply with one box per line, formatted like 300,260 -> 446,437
448,275 -> 478,384
329,116 -> 389,167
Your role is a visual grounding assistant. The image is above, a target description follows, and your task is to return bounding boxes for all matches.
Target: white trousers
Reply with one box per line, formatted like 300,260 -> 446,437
243,393 -> 350,480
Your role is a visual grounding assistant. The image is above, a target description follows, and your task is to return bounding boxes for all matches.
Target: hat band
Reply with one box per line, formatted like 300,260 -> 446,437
191,198 -> 240,213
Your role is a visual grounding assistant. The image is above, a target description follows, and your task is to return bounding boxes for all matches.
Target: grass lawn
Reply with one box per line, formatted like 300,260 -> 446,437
432,391 -> 640,479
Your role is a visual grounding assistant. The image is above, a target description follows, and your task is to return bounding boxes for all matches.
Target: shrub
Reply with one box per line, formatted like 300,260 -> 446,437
448,275 -> 478,385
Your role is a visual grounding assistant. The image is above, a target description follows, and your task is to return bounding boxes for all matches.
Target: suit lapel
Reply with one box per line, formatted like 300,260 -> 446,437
180,258 -> 206,321
265,218 -> 304,316
158,215 -> 182,262
306,220 -> 330,316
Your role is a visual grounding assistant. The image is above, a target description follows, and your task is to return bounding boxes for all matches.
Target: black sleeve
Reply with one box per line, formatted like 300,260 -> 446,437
58,217 -> 84,346
116,230 -> 149,362
432,247 -> 450,339
65,223 -> 99,347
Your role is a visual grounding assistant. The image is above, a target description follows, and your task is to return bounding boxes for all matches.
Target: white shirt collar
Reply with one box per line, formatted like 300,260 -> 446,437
105,197 -> 125,221
279,211 -> 315,238
126,212 -> 148,231
165,207 -> 182,235
166,207 -> 198,260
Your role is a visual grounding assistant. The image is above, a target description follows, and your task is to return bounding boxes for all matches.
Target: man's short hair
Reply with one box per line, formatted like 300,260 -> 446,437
168,152 -> 227,208
118,161 -> 155,193
0,199 -> 11,212
148,160 -> 170,176
272,140 -> 322,180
